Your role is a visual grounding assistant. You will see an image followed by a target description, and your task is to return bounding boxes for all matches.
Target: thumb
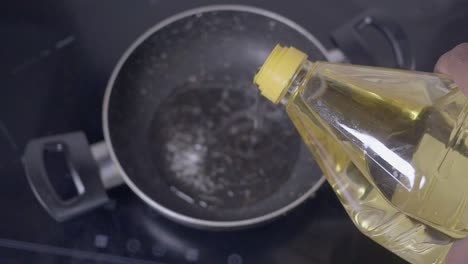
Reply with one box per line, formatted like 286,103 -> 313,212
434,43 -> 468,96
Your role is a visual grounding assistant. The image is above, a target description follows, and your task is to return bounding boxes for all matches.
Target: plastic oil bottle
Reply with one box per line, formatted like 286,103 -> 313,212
253,45 -> 468,264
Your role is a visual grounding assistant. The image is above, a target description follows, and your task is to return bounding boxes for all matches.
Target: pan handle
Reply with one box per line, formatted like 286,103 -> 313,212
22,132 -> 117,222
90,141 -> 125,189
331,9 -> 415,69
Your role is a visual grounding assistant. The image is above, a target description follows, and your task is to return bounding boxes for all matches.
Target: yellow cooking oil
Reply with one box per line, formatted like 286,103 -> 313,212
253,45 -> 468,264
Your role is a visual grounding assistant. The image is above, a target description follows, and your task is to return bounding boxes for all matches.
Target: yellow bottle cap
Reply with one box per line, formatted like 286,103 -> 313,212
254,45 -> 308,104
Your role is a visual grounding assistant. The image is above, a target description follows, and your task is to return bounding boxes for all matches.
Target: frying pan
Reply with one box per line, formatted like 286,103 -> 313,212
22,5 -> 412,229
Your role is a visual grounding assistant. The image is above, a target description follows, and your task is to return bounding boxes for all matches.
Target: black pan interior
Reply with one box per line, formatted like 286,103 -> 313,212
107,9 -> 325,222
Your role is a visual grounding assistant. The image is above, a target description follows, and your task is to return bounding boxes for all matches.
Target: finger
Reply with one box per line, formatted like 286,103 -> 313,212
434,50 -> 451,74
447,238 -> 468,264
434,43 -> 468,96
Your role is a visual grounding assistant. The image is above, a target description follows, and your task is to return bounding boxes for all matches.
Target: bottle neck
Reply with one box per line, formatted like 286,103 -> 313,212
280,61 -> 316,105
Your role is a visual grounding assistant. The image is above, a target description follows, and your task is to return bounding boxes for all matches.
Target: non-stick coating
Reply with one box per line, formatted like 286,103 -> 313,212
107,8 -> 325,223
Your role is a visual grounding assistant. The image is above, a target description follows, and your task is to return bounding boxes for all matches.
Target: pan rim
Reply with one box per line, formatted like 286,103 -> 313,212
103,4 -> 327,228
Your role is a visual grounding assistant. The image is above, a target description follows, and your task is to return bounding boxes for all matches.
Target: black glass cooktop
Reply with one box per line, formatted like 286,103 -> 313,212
0,159 -> 403,264
1,0 -> 466,263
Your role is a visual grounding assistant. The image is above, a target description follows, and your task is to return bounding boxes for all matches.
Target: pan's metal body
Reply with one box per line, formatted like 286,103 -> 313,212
104,5 -> 328,229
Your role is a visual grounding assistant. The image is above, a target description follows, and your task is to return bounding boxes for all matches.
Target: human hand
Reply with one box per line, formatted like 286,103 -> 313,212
434,43 -> 468,264
435,43 -> 468,96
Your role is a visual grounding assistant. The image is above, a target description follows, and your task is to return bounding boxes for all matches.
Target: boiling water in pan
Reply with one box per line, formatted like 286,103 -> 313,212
150,81 -> 300,209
